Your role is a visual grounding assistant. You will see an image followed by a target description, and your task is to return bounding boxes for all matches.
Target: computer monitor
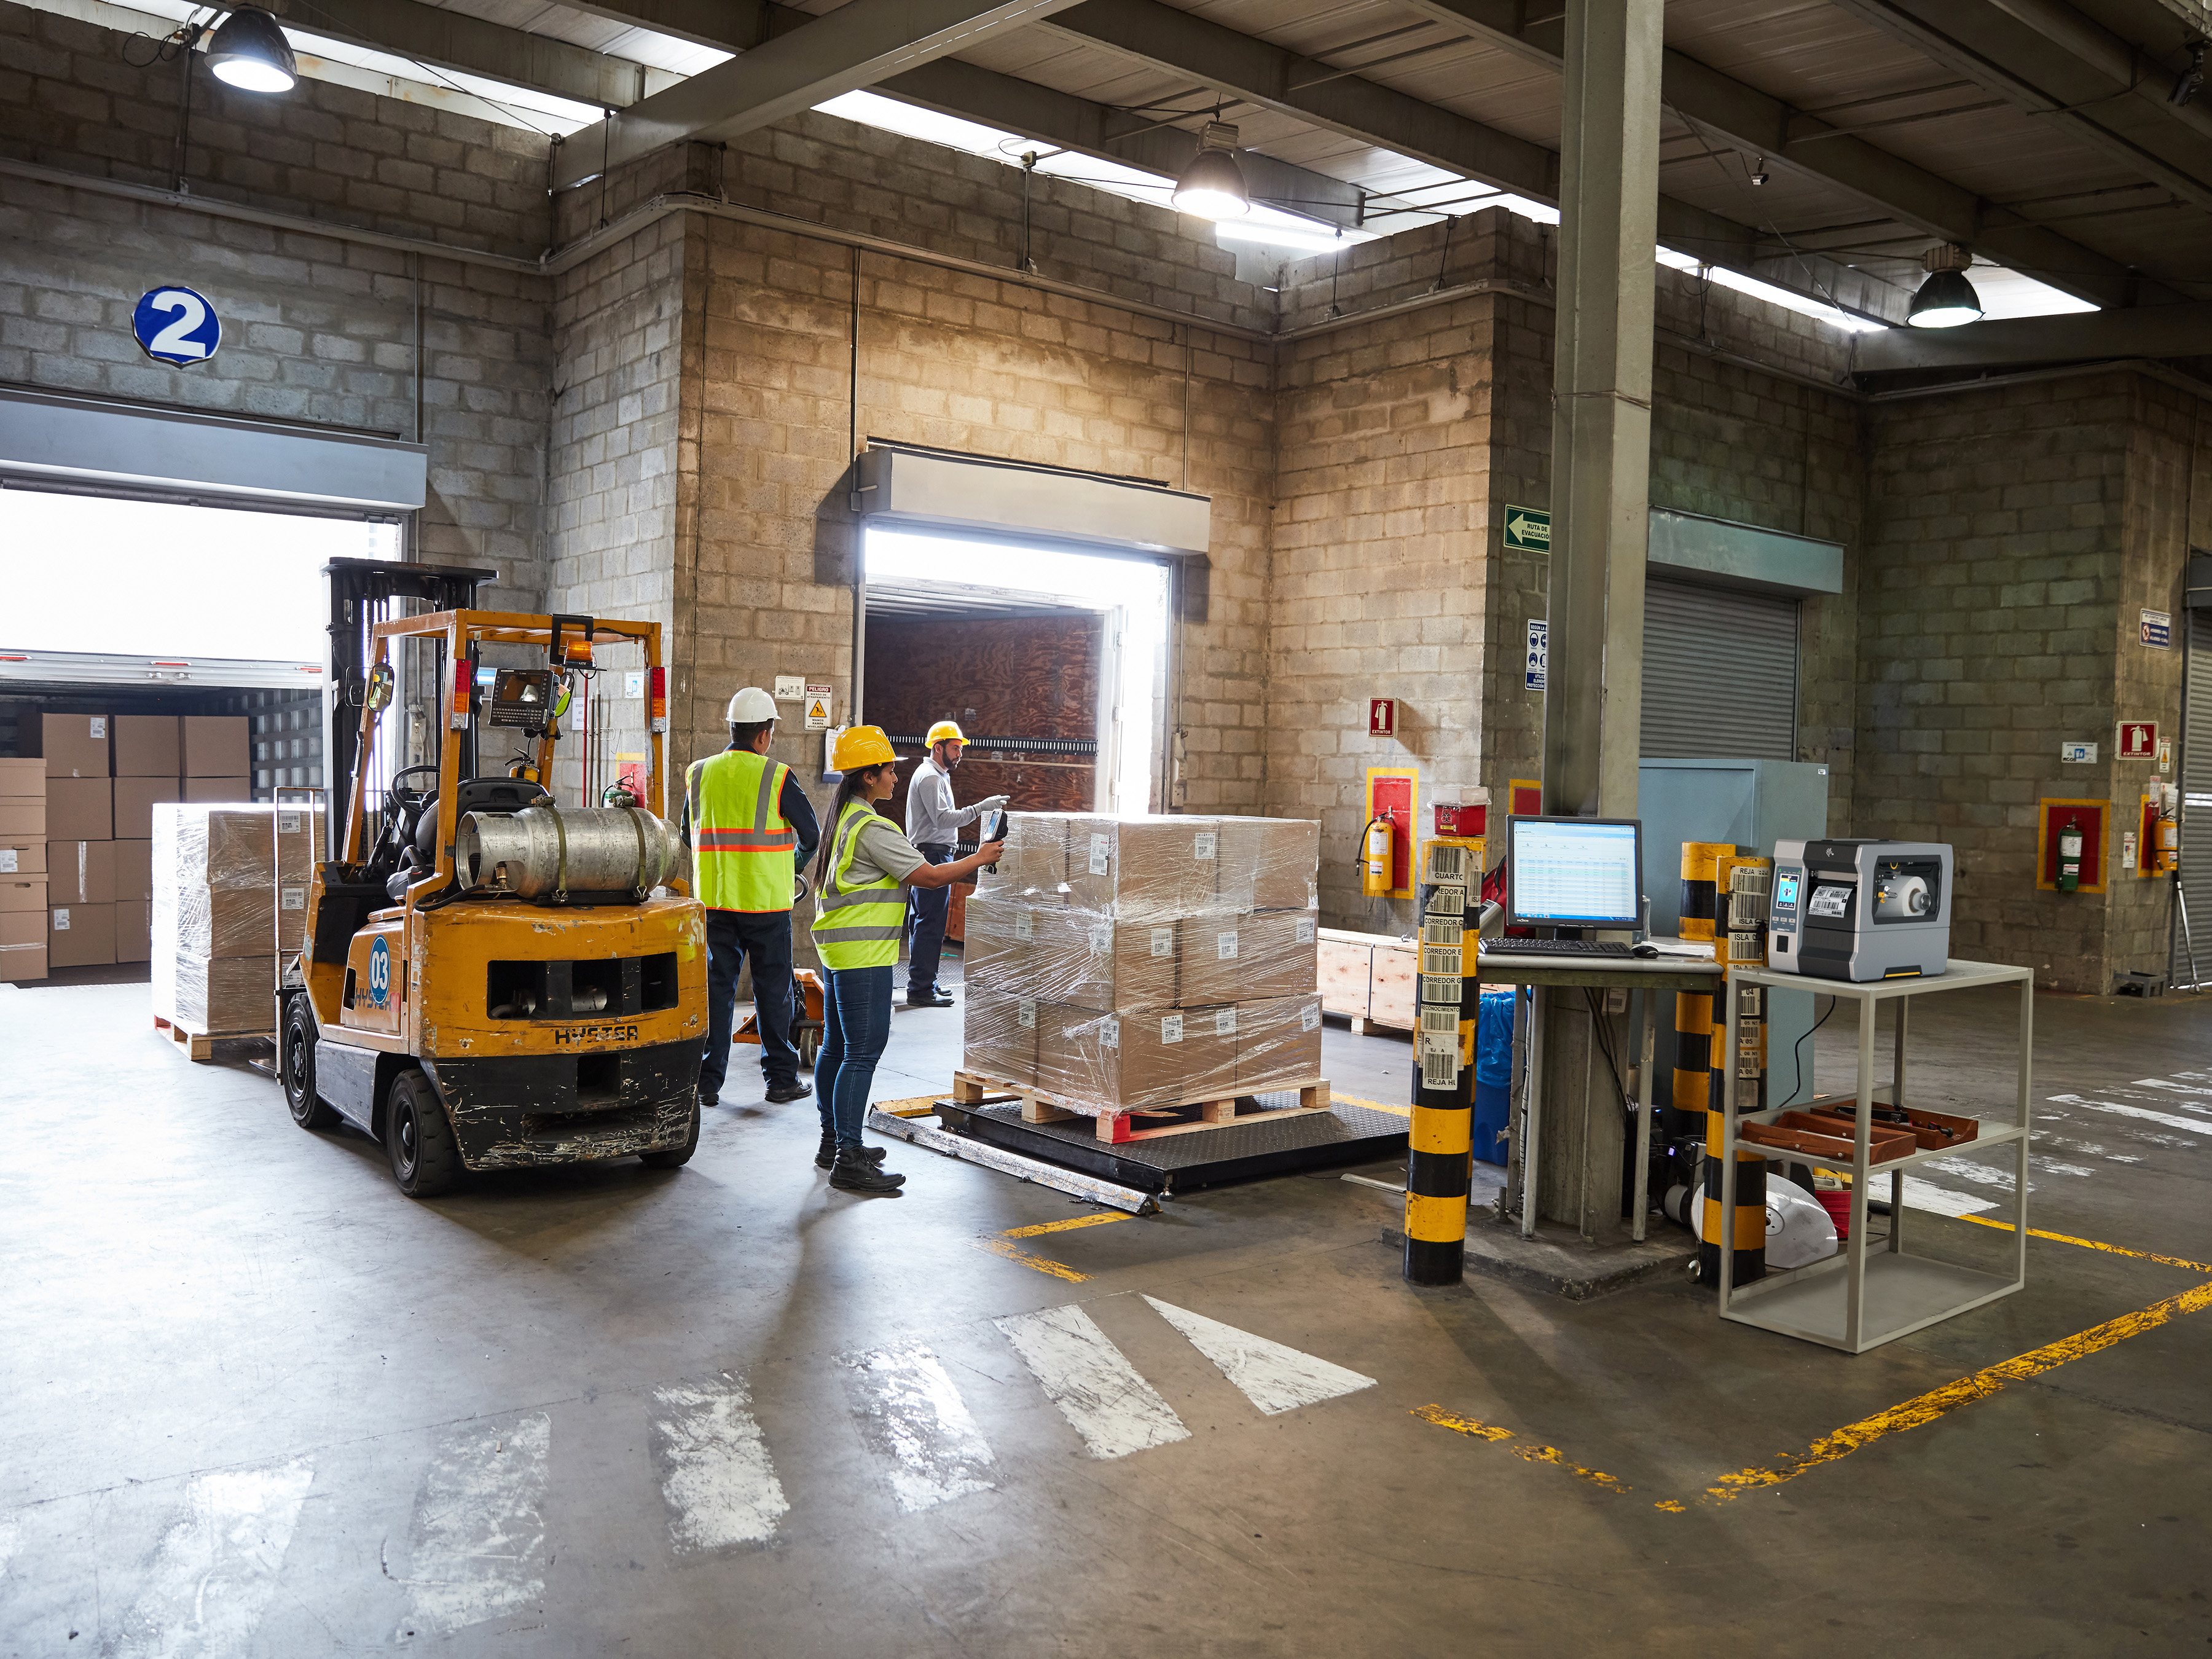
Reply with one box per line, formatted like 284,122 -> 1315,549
1506,816 -> 1644,930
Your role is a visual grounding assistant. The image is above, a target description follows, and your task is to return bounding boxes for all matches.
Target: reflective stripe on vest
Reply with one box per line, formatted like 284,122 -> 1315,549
810,800 -> 906,970
689,749 -> 796,912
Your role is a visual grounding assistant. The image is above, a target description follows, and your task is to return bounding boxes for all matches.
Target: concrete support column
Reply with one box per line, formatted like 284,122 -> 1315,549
1542,0 -> 1661,819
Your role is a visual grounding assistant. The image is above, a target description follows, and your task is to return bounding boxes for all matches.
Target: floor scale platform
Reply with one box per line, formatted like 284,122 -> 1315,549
931,1092 -> 1410,1195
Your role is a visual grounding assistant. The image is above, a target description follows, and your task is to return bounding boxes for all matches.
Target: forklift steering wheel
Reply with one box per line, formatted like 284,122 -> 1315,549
387,763 -> 442,809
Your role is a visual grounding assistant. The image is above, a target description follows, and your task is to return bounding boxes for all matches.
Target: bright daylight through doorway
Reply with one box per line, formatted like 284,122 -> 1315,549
863,527 -> 1171,815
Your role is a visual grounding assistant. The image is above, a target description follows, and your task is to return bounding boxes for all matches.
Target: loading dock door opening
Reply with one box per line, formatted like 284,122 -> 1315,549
0,489 -> 396,668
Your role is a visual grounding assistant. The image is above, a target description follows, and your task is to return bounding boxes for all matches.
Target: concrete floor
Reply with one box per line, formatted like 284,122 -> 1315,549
1,965 -> 2208,1657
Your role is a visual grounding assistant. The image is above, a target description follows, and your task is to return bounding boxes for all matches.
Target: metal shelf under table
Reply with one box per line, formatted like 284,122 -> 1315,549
1717,958 -> 2034,1355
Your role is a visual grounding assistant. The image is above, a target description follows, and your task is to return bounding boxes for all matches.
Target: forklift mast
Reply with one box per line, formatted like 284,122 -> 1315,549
322,557 -> 497,864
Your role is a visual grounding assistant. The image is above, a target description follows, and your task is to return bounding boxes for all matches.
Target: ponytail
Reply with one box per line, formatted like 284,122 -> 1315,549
814,763 -> 892,890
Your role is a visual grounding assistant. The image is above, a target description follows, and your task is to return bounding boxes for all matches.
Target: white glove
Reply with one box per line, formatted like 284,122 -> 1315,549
976,795 -> 1010,812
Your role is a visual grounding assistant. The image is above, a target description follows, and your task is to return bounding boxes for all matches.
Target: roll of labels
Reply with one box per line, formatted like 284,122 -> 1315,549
1674,842 -> 1773,1285
1403,836 -> 1485,1285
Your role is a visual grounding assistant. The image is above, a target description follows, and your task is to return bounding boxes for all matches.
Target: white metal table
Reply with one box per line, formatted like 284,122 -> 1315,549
1717,958 -> 2034,1354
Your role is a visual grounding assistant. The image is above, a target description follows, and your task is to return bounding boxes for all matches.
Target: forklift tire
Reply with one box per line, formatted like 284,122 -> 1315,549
796,1025 -> 822,1070
387,1069 -> 461,1198
639,1096 -> 700,1171
281,995 -> 339,1131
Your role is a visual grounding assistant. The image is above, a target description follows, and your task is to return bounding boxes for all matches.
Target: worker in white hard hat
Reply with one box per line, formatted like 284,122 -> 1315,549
681,687 -> 821,1110
901,718 -> 1007,1009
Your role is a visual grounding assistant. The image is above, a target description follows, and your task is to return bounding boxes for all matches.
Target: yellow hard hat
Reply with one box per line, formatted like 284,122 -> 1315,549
831,724 -> 904,772
925,719 -> 966,746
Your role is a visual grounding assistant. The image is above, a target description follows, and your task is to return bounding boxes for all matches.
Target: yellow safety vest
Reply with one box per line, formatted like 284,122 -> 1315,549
810,800 -> 906,970
688,748 -> 797,913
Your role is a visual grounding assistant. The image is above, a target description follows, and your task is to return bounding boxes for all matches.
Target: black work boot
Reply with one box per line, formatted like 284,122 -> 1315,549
828,1147 -> 905,1193
816,1129 -> 885,1170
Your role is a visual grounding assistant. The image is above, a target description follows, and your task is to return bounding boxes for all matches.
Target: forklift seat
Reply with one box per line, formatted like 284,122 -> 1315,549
385,777 -> 554,901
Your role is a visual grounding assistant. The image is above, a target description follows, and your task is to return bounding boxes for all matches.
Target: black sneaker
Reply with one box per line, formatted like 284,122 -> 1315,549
904,991 -> 954,1008
829,1150 -> 906,1193
815,1130 -> 886,1169
765,1081 -> 812,1104
699,1092 -> 720,1108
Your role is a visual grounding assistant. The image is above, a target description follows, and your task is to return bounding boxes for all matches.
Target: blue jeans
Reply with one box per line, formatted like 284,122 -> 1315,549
817,964 -> 893,1151
905,842 -> 954,996
700,908 -> 801,1097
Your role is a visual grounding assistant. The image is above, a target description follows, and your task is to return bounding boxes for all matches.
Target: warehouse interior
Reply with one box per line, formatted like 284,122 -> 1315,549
2,0 -> 2210,1651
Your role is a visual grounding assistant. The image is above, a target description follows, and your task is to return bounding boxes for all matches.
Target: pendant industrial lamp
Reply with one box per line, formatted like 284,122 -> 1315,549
1906,243 -> 1983,329
206,5 -> 298,93
1172,122 -> 1250,219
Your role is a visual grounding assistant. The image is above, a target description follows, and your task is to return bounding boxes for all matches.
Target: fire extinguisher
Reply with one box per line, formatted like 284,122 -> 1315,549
1362,812 -> 1395,898
2157,783 -> 2180,874
2058,814 -> 2084,892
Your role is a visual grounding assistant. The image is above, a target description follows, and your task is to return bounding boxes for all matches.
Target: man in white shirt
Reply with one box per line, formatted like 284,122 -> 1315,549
902,719 -> 1006,1008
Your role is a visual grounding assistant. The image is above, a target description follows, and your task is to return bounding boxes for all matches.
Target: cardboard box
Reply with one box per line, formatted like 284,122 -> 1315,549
1179,909 -> 1319,1004
0,758 -> 44,796
47,839 -> 116,906
41,713 -> 110,779
49,902 -> 116,967
182,777 -> 254,804
971,815 -> 1068,900
44,779 -> 111,841
960,982 -> 1038,1088
1218,817 -> 1320,911
173,954 -> 275,1033
181,716 -> 251,778
1061,815 -> 1223,917
114,839 -> 152,901
1236,994 -> 1325,1091
0,840 -> 47,877
1033,1000 -> 1237,1112
114,716 -> 182,778
116,898 -> 149,963
960,893 -> 1027,989
1029,907 -> 1179,1011
113,778 -> 181,840
0,878 -> 47,913
0,911 -> 45,981
0,802 -> 47,839
187,887 -> 276,958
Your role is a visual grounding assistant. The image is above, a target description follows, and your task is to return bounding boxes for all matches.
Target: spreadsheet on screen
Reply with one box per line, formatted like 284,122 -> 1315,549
1512,822 -> 1641,923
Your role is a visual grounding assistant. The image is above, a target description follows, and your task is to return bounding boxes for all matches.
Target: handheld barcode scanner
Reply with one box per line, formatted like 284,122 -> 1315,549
983,809 -> 1010,874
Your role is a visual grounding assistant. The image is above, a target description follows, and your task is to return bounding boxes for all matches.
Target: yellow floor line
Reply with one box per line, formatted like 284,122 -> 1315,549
1953,1215 -> 2212,1276
1002,1214 -> 1135,1239
1694,1276 -> 2212,1507
973,1236 -> 1088,1283
872,1096 -> 945,1118
1411,1406 -> 1631,1493
1334,1093 -> 1410,1117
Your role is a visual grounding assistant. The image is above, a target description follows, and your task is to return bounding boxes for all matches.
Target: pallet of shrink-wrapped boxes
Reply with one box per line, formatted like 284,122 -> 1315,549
957,814 -> 1331,1145
151,802 -> 324,1059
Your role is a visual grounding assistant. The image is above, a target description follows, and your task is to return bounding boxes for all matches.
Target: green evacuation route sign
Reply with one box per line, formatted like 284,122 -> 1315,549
1504,505 -> 1550,552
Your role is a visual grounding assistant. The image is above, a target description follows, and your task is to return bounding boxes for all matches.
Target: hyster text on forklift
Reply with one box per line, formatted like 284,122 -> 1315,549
276,559 -> 709,1196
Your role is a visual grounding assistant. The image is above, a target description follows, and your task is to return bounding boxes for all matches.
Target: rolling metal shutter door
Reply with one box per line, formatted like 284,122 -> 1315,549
2175,608 -> 2212,989
1641,578 -> 1800,759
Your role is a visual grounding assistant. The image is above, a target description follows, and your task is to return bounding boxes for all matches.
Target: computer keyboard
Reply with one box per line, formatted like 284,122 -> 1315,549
1480,938 -> 1632,958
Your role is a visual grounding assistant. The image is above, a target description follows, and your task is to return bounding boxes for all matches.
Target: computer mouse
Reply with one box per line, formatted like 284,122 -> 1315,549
1630,943 -> 1659,959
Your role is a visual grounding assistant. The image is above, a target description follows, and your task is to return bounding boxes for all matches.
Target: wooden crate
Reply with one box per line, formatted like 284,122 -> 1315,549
952,1069 -> 1332,1144
1317,929 -> 1374,1021
1367,939 -> 1418,1033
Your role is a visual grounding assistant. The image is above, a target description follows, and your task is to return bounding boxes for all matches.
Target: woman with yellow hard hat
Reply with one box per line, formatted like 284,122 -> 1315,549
810,725 -> 1005,1193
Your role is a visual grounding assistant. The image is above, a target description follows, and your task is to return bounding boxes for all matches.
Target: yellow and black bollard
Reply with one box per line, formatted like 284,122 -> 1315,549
1405,834 -> 1484,1284
1698,973 -> 1767,1285
1677,841 -> 1730,945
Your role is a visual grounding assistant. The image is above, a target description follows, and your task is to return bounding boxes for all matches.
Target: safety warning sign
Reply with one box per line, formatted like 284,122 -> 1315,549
804,685 -> 833,729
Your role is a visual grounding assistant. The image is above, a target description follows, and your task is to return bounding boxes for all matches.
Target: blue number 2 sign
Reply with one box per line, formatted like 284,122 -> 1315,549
132,285 -> 222,366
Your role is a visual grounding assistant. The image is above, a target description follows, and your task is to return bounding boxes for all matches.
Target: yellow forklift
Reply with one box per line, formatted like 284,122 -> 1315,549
277,560 -> 708,1196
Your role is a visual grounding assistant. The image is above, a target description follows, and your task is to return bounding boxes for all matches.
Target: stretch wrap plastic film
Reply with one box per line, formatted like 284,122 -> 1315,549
152,804 -> 323,1032
962,814 -> 1322,1112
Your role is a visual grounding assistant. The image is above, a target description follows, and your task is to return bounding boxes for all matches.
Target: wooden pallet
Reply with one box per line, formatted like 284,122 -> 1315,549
154,1015 -> 270,1064
951,1069 -> 1332,1145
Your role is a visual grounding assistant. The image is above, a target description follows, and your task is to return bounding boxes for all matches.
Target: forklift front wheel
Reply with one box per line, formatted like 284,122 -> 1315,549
281,996 -> 338,1131
639,1095 -> 701,1171
387,1069 -> 461,1198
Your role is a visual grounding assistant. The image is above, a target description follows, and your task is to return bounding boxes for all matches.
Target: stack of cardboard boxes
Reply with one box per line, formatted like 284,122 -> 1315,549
962,815 -> 1323,1113
151,802 -> 323,1036
1,756 -> 45,981
0,712 -> 253,979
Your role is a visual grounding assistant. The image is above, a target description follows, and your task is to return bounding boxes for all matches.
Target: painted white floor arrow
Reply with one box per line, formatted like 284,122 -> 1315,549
651,1375 -> 789,1551
1142,1296 -> 1376,1415
997,1304 -> 1190,1460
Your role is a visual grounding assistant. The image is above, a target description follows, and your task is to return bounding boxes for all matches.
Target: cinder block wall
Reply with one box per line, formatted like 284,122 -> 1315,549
0,0 -> 554,610
1855,371 -> 2202,992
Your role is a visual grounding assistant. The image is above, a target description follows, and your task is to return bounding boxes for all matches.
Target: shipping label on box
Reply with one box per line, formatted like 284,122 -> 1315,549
49,901 -> 116,967
1061,815 -> 1225,917
41,714 -> 110,779
1029,908 -> 1177,1010
1034,999 -> 1235,1110
0,841 -> 47,875
1235,995 -> 1325,1089
1180,909 -> 1319,1004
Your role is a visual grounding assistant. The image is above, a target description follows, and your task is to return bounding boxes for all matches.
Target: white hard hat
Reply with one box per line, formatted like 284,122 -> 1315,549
726,686 -> 778,724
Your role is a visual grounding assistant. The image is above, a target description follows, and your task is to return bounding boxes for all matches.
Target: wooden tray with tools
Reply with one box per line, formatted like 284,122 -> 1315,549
1739,1110 -> 1918,1164
1806,1102 -> 1979,1151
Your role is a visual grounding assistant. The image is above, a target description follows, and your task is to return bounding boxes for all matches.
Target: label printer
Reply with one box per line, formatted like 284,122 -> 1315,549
1766,839 -> 1953,982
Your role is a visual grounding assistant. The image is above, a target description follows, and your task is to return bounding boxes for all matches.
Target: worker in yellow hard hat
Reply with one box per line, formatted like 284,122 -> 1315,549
902,718 -> 1008,1010
810,725 -> 1003,1193
681,687 -> 820,1112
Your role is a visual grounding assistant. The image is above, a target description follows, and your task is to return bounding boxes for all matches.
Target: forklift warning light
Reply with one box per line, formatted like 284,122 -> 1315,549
450,660 -> 472,731
649,665 -> 668,733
